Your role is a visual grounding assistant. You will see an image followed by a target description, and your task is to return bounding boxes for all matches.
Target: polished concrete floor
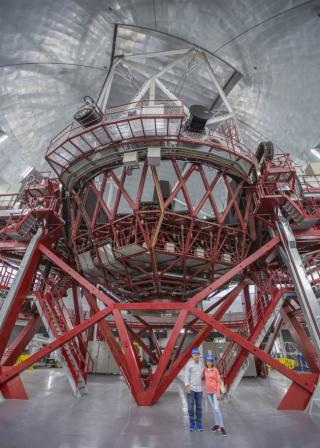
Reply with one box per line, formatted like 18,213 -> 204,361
0,369 -> 319,448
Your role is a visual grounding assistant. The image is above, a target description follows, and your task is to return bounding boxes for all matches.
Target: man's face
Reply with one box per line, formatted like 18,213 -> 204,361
192,354 -> 200,363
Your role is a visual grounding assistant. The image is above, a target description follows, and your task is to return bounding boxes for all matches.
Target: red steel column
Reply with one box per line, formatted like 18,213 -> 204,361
151,280 -> 248,403
188,237 -> 280,307
191,307 -> 318,396
0,233 -> 42,359
2,314 -> 42,365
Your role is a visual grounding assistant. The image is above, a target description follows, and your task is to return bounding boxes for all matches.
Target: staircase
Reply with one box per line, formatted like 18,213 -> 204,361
17,214 -> 38,237
45,264 -> 74,294
34,293 -> 90,397
2,178 -> 61,241
218,271 -> 292,397
0,260 -> 16,300
5,212 -> 38,240
254,270 -> 269,290
282,198 -> 320,230
276,211 -> 320,415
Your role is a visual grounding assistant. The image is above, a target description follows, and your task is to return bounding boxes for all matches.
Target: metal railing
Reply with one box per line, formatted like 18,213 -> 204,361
298,174 -> 320,194
0,193 -> 19,210
218,270 -> 291,379
0,260 -> 17,303
45,100 -> 253,179
35,290 -> 94,379
47,100 -> 184,155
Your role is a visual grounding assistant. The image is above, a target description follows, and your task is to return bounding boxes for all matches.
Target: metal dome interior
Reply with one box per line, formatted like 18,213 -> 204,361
1,0 -> 320,183
2,2 -> 320,444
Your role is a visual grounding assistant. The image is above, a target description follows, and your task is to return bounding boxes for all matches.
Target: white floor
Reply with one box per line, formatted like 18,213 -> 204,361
0,369 -> 319,448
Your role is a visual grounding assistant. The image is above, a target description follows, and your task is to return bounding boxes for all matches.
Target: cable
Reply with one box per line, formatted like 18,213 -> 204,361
152,0 -> 158,30
0,61 -> 108,71
213,0 -> 318,53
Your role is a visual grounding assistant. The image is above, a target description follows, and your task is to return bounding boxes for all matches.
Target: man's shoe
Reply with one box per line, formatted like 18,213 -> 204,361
220,427 -> 227,437
189,422 -> 195,432
196,422 -> 203,432
211,425 -> 220,432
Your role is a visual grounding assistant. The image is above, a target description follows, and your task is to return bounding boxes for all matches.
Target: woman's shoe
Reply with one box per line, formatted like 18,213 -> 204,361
211,425 -> 220,432
189,422 -> 195,432
220,427 -> 227,436
196,422 -> 203,431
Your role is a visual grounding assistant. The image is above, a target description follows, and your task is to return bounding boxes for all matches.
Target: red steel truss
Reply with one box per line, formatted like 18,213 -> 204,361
0,100 -> 320,411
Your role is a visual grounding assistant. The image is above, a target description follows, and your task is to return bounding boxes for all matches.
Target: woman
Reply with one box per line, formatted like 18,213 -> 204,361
204,355 -> 227,436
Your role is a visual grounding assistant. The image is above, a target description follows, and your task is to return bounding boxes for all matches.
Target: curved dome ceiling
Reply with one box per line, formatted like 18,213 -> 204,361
0,0 -> 320,183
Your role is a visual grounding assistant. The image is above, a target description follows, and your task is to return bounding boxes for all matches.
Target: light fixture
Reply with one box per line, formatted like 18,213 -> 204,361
311,148 -> 320,160
0,130 -> 8,144
20,166 -> 33,181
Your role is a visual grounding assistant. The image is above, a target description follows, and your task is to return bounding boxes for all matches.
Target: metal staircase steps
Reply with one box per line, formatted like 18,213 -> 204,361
282,200 -> 320,229
34,297 -> 88,397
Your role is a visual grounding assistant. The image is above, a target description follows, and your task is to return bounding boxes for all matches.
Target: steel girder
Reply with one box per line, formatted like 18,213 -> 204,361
68,159 -> 252,301
0,235 -> 319,410
1,102 -> 320,413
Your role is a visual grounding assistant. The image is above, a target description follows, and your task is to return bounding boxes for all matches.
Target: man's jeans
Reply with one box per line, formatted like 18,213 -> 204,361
187,391 -> 203,424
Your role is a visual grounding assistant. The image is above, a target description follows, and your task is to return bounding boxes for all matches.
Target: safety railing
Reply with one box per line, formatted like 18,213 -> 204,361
68,309 -> 90,325
298,174 -> 320,194
26,195 -> 60,212
218,270 -> 291,379
0,192 -> 61,240
0,193 -> 19,210
252,176 -> 320,219
303,257 -> 320,286
47,100 -> 184,156
264,153 -> 296,170
45,100 -> 253,179
37,291 -> 94,381
216,117 -> 251,156
0,260 -> 17,302
53,298 -> 94,375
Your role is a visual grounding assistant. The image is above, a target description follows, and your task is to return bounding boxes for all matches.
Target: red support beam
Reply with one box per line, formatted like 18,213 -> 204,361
280,303 -> 320,373
188,236 -> 280,307
70,286 -> 87,357
266,317 -> 283,354
149,328 -> 162,361
127,326 -> 159,364
243,283 -> 253,329
0,366 -> 28,400
2,314 -> 42,366
113,309 -> 145,399
143,310 -> 188,404
0,305 -> 113,387
224,289 -> 286,388
126,325 -> 144,370
190,307 -> 318,398
72,285 -> 83,326
0,241 -> 42,359
38,244 -> 117,307
152,323 -> 212,404
213,278 -> 249,320
150,280 -> 248,403
82,289 -> 133,386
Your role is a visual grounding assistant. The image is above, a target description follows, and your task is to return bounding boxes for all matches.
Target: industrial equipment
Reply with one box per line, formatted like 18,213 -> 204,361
0,45 -> 320,415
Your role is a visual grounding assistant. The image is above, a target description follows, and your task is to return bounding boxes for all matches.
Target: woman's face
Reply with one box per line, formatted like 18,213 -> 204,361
206,361 -> 213,368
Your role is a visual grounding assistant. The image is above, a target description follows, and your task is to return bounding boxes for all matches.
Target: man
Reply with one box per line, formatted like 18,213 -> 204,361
184,348 -> 204,431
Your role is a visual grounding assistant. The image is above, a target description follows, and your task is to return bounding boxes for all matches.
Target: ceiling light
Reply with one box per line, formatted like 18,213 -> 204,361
20,166 -> 33,181
0,131 -> 8,144
310,148 -> 320,160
